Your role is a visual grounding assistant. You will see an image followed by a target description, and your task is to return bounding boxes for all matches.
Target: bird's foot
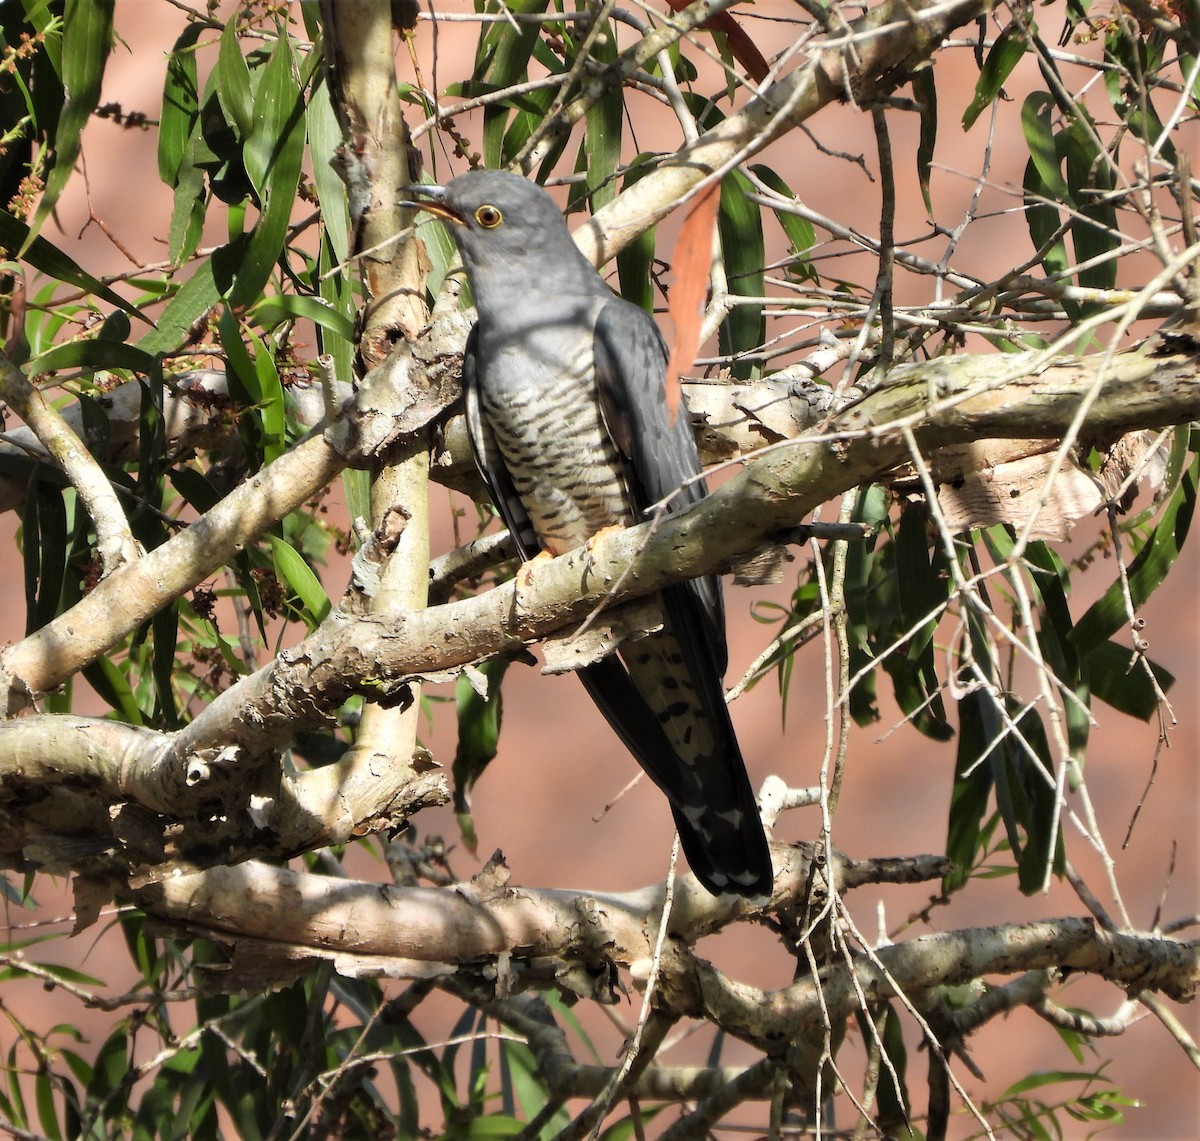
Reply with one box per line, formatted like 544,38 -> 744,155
516,548 -> 554,590
583,523 -> 627,553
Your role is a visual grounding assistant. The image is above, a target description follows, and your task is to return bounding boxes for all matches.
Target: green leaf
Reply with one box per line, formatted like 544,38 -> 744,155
218,303 -> 261,405
133,366 -> 168,530
500,87 -> 558,171
0,873 -> 35,908
35,1067 -> 62,1141
502,1039 -> 566,1128
1106,39 -> 1177,165
878,1005 -> 914,1134
167,154 -> 208,265
83,657 -> 143,724
252,328 -> 286,464
1085,639 -> 1174,720
945,688 -> 998,891
340,470 -> 372,536
581,19 -> 621,212
217,15 -> 254,145
1011,706 -> 1062,893
999,1068 -> 1113,1098
23,479 -> 68,633
19,961 -> 104,987
167,465 -> 221,513
1023,155 -> 1069,282
452,658 -> 510,851
1062,117 -> 1119,292
914,67 -> 937,213
248,293 -> 355,341
476,0 -> 550,168
962,23 -> 1027,130
0,212 -> 142,319
717,169 -> 766,380
3,1041 -> 28,1127
152,603 -> 179,728
314,236 -> 355,399
1071,446 -> 1198,653
228,34 -> 306,308
137,244 -> 228,355
1022,92 -> 1070,199
1021,541 -> 1089,762
158,23 -> 203,185
842,484 -> 892,728
85,1027 -> 129,1103
749,164 -> 816,279
615,155 -> 657,312
22,0 -> 114,250
890,502 -> 952,739
305,70 -> 351,264
28,338 -> 155,376
268,535 -> 330,626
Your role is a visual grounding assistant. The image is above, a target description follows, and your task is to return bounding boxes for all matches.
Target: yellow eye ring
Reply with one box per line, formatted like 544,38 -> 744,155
474,204 -> 503,228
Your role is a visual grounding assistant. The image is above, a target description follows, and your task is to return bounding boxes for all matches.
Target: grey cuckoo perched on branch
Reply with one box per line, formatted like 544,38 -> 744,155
404,170 -> 773,897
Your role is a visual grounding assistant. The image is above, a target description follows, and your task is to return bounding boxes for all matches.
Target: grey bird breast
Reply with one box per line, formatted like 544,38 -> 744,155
475,299 -> 630,556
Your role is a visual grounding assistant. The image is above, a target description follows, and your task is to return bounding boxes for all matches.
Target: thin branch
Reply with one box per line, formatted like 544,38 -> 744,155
0,351 -> 139,575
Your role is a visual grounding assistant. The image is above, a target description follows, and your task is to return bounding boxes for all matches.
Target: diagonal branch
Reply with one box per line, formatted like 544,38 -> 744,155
0,431 -> 346,713
162,331 -> 1200,765
578,0 -> 996,266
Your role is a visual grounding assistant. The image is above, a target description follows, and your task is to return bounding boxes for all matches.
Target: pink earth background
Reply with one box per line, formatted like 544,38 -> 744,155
1,2 -> 1198,1136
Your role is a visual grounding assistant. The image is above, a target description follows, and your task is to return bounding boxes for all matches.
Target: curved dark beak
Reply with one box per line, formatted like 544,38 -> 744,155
399,184 -> 464,224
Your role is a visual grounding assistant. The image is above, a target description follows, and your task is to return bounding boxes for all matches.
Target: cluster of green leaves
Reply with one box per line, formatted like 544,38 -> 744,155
961,10 -> 1185,315
979,1068 -> 1135,1140
1,4 -> 398,1132
769,426 -> 1192,899
5,3 -> 355,727
0,897 -> 610,1141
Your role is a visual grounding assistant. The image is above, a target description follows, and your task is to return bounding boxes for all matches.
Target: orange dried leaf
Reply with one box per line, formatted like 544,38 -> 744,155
664,181 -> 720,427
664,0 -> 770,83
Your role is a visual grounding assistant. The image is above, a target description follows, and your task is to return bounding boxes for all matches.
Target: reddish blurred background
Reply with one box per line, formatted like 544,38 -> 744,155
1,2 -> 1197,1136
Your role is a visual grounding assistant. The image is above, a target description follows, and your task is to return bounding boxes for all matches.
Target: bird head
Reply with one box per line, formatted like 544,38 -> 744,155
401,170 -> 599,303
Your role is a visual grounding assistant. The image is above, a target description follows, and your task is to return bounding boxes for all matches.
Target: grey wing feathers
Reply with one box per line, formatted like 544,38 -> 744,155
593,299 -> 726,671
592,299 -> 772,896
593,298 -> 701,513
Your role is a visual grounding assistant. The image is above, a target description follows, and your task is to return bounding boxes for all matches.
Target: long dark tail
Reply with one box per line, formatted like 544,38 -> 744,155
578,587 -> 773,896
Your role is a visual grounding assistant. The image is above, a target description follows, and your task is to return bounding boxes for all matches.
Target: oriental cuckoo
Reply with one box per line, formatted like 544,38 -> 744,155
404,170 -> 773,897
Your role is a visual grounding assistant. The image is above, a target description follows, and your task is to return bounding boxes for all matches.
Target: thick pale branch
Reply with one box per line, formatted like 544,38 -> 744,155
134,846 -> 940,963
316,0 -> 438,892
0,711 -> 448,876
134,860 -> 1197,1049
693,919 -> 1200,1050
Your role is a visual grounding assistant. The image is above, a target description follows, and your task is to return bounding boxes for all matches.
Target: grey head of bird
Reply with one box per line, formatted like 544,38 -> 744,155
401,170 -> 605,309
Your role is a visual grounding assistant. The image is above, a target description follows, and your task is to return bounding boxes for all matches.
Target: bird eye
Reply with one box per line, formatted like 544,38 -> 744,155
474,204 -> 503,228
